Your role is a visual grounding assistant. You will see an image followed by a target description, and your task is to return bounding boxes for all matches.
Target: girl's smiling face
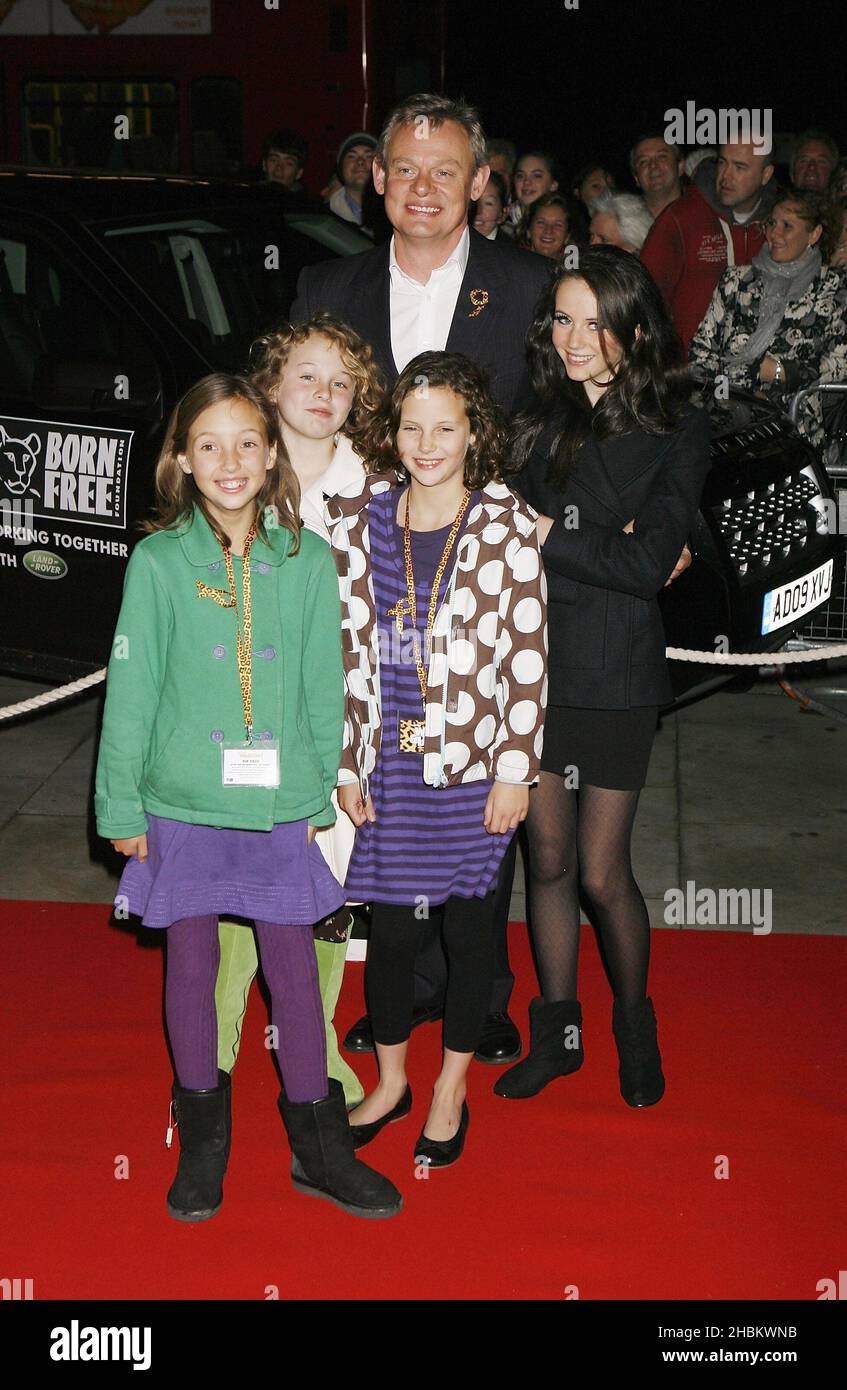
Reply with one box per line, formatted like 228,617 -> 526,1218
275,334 -> 355,439
514,157 -> 557,208
178,396 -> 275,530
551,277 -> 625,403
396,386 -> 473,494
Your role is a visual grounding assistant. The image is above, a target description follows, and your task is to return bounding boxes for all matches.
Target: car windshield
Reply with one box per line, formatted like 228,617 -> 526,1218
98,209 -> 369,370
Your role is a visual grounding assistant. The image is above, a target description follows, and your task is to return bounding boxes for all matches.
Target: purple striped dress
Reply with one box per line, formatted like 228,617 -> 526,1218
344,489 -> 513,908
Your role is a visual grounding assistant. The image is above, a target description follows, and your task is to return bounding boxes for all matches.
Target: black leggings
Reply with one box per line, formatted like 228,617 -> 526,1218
367,895 -> 495,1052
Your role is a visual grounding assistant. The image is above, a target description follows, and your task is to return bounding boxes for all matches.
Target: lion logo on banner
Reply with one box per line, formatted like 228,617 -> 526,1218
0,425 -> 41,498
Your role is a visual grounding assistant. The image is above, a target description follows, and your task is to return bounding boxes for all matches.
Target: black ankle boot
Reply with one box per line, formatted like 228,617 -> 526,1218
612,996 -> 665,1107
493,998 -> 584,1099
166,1069 -> 231,1222
278,1078 -> 402,1220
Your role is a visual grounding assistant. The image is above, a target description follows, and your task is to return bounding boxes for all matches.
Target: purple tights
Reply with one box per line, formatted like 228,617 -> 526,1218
164,915 -> 328,1101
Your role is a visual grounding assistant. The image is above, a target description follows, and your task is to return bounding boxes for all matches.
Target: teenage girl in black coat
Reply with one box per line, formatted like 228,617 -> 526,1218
499,245 -> 711,1107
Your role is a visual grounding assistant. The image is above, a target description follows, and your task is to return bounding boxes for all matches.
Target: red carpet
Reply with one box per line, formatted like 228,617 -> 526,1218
2,901 -> 844,1301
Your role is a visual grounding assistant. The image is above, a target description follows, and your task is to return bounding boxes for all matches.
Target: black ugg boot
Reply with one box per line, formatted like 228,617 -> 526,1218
278,1078 -> 402,1220
494,998 -> 584,1099
166,1068 -> 231,1222
612,996 -> 665,1107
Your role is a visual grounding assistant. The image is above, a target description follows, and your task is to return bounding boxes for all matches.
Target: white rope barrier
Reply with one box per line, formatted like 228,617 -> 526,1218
0,668 -> 107,722
1,642 -> 846,724
665,644 -> 847,664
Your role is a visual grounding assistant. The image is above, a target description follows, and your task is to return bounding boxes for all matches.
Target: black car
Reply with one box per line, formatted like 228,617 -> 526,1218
0,171 -> 841,702
0,170 -> 369,679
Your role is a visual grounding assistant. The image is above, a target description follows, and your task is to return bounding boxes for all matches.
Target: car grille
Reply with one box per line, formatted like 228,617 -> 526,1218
712,467 -> 825,584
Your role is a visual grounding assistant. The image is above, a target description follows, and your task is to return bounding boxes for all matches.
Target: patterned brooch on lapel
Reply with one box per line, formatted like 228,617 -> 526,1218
468,288 -> 489,319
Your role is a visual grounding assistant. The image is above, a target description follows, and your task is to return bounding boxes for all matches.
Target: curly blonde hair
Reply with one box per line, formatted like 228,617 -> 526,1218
251,313 -> 386,450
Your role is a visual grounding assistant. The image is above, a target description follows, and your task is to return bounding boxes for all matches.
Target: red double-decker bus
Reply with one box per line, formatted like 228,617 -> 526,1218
0,0 -> 386,186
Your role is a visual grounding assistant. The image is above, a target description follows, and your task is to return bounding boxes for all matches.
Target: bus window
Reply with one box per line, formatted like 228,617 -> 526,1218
23,80 -> 178,171
190,79 -> 243,176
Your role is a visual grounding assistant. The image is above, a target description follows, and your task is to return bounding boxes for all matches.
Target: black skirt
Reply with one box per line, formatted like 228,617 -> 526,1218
539,704 -> 659,791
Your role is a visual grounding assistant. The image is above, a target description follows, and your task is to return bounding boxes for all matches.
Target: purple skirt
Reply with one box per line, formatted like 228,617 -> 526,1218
117,815 -> 345,929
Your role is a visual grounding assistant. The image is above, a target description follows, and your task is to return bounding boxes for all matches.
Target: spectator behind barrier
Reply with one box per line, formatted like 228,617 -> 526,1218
689,189 -> 847,449
589,191 -> 653,255
826,158 -> 847,205
827,204 -> 847,269
473,171 -> 509,239
486,139 -> 517,196
506,150 -> 560,242
526,193 -> 579,260
572,161 -> 616,209
790,130 -> 840,193
640,142 -> 777,348
262,127 -> 308,190
630,133 -> 685,220
329,132 -> 377,227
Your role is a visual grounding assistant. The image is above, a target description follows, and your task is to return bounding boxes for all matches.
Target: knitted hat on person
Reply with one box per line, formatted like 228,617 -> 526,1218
336,132 -> 377,179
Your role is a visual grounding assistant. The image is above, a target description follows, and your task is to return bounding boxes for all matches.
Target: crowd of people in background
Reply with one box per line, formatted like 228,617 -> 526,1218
257,120 -> 847,451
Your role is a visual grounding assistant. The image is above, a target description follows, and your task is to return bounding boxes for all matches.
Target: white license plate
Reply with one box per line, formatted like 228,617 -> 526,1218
761,558 -> 834,635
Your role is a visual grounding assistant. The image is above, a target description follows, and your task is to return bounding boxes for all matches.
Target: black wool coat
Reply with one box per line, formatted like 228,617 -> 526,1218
513,405 -> 712,708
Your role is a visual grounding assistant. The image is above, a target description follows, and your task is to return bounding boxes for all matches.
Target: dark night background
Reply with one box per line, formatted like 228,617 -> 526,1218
377,0 -> 844,186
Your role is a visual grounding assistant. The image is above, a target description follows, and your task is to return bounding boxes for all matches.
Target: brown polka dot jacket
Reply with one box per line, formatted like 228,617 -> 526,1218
325,471 -> 548,798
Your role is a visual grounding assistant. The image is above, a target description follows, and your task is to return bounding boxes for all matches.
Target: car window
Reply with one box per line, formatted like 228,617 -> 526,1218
283,212 -> 371,257
0,224 -> 161,412
99,210 -> 369,370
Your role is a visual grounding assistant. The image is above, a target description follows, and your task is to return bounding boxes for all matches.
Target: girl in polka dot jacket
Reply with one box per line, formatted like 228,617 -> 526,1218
326,350 -> 548,1170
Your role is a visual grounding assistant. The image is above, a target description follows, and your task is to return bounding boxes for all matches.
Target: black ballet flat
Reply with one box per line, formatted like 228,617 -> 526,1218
348,1084 -> 413,1149
413,1102 -> 470,1169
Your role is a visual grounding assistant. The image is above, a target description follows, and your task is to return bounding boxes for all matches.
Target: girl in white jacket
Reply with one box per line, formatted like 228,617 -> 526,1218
216,314 -> 386,1106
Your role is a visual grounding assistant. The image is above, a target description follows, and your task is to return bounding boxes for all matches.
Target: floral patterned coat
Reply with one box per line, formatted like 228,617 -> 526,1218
689,264 -> 847,447
325,472 -> 548,798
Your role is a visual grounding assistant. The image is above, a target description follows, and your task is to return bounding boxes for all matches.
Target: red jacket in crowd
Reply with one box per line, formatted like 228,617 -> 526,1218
640,181 -> 769,349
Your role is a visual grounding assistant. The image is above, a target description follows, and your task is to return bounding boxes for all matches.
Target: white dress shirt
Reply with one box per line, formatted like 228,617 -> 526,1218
299,432 -> 365,542
388,225 -> 470,373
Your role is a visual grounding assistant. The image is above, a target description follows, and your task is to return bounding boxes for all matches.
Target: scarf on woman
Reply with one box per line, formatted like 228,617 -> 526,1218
735,243 -> 822,364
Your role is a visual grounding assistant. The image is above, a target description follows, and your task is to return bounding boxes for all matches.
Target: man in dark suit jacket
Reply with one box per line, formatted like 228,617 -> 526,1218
291,96 -> 550,416
291,93 -> 551,1065
291,220 -> 547,415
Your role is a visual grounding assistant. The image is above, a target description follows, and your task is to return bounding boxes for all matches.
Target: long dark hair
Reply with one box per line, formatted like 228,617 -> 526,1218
508,245 -> 690,487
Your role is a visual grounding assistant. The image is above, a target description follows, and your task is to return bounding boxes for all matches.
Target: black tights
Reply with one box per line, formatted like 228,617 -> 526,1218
525,774 -> 650,1008
367,895 -> 494,1052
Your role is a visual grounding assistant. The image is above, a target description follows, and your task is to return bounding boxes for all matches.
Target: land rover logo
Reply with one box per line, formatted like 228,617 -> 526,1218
23,549 -> 68,580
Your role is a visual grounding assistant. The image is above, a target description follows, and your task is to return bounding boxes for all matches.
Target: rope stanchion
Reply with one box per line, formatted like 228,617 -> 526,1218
778,677 -> 847,725
0,644 -> 846,726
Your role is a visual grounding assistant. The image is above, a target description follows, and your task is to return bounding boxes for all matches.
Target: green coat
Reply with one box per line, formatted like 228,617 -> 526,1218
95,506 -> 343,839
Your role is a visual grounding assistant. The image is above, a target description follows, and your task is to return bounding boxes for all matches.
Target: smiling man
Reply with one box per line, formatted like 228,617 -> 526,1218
291,93 -> 549,416
291,94 -> 551,1067
641,140 -> 777,348
630,133 -> 685,219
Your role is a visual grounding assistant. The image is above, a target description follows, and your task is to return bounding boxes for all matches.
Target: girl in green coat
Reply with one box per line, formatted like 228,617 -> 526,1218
95,373 -> 400,1223
216,317 -> 386,1109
